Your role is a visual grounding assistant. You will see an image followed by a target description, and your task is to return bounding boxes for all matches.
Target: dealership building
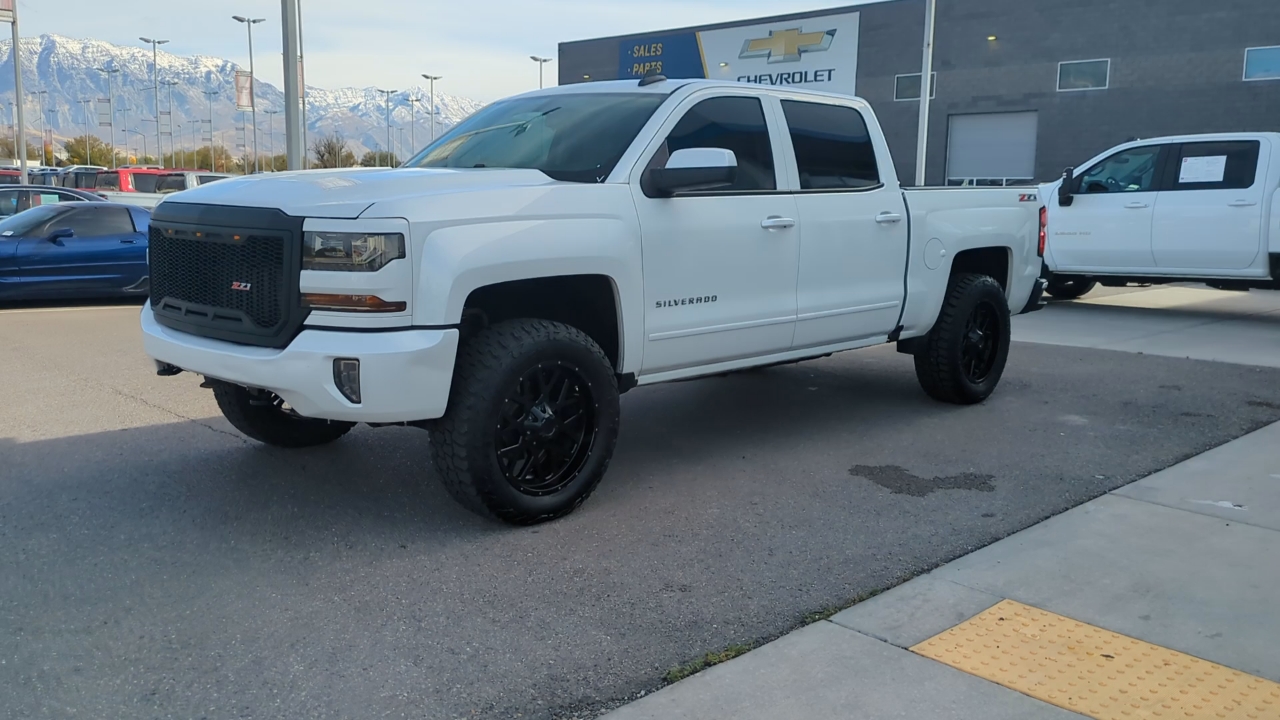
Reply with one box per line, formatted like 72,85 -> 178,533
558,0 -> 1280,186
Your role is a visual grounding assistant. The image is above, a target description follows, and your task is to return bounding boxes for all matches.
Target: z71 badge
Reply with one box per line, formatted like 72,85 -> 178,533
1018,193 -> 1038,203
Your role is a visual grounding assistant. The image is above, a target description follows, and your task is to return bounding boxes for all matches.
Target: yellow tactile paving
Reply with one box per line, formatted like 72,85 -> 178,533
911,599 -> 1280,720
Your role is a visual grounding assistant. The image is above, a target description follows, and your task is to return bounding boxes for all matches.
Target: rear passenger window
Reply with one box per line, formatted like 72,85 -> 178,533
1169,141 -> 1260,191
658,96 -> 776,192
781,100 -> 880,190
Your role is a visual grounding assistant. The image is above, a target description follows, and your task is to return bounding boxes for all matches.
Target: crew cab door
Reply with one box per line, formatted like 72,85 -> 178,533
774,96 -> 908,348
1151,139 -> 1269,273
17,205 -> 143,293
1050,143 -> 1167,271
632,91 -> 800,374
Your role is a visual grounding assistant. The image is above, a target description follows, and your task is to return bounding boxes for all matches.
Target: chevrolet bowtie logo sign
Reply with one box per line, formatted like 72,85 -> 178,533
739,27 -> 836,64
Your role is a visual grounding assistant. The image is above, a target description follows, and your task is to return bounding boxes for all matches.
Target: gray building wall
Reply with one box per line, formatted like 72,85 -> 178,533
558,0 -> 1280,184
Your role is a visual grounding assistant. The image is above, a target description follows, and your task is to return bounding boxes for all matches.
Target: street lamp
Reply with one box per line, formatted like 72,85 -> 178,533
96,66 -> 120,168
125,128 -> 147,164
421,74 -> 441,143
232,15 -> 265,173
161,78 -> 180,164
376,88 -> 396,166
139,37 -> 169,167
203,89 -> 218,171
28,91 -> 47,164
188,120 -> 202,170
530,56 -> 552,89
78,99 -> 94,164
263,109 -> 278,170
406,96 -> 419,157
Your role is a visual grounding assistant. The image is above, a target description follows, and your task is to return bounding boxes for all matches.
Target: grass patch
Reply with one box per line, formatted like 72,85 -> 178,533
662,643 -> 755,684
803,587 -> 888,625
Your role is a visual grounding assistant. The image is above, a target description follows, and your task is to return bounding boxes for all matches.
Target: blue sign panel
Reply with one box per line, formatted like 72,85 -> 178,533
617,33 -> 706,80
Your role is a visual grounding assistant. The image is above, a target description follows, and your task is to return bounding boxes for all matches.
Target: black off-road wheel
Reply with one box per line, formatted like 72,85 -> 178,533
1045,275 -> 1097,300
211,382 -> 355,447
428,319 -> 621,526
913,274 -> 1012,405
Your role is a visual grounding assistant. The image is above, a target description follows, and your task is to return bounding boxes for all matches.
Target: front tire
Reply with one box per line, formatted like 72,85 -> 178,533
211,382 -> 354,448
1045,275 -> 1097,300
913,274 -> 1012,405
429,319 -> 621,526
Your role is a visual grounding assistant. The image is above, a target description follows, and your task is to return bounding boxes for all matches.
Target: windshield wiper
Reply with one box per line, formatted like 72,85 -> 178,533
512,107 -> 559,137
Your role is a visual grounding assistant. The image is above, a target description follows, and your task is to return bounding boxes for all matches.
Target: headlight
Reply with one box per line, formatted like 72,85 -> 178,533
302,231 -> 405,272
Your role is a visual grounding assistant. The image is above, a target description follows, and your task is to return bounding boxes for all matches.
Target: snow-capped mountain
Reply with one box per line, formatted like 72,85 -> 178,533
0,34 -> 487,159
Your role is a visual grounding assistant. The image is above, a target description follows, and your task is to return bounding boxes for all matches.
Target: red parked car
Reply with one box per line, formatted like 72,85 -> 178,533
94,166 -> 167,194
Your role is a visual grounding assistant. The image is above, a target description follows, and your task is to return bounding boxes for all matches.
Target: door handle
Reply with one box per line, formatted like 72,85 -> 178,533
1228,200 -> 1258,207
119,239 -> 137,244
1124,202 -> 1149,209
760,216 -> 796,230
875,212 -> 903,224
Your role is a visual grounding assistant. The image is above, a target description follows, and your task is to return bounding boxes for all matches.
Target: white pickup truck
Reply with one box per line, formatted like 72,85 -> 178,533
1040,132 -> 1280,298
141,78 -> 1045,524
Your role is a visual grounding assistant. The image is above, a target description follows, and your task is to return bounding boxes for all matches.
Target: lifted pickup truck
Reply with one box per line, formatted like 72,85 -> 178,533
1040,132 -> 1280,298
141,78 -> 1045,524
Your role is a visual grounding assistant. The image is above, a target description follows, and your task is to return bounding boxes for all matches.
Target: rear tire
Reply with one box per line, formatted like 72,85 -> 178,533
428,319 -> 621,526
1044,275 -> 1097,300
211,382 -> 354,448
913,274 -> 1011,405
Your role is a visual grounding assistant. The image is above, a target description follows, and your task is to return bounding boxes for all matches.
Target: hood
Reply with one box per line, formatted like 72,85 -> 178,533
161,167 -> 559,219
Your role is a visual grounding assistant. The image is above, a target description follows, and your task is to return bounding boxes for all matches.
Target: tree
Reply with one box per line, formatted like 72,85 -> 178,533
359,150 -> 399,168
265,153 -> 288,172
311,133 -> 355,169
62,135 -> 116,166
0,137 -> 42,162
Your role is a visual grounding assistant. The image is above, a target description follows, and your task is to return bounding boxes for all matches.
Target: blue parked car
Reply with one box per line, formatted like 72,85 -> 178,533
0,202 -> 151,301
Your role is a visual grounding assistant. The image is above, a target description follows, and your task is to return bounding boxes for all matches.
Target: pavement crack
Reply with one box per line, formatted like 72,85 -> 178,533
102,386 -> 246,442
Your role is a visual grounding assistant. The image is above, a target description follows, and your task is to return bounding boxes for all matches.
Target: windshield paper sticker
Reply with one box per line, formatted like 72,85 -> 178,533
1179,156 -> 1227,184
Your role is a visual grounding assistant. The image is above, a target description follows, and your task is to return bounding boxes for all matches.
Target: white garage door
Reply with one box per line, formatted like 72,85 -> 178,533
946,111 -> 1038,186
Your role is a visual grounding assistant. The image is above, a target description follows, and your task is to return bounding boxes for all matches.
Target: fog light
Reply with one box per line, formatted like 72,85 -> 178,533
333,358 -> 361,404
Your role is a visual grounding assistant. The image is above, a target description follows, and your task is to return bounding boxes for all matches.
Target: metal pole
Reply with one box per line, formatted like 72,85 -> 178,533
234,17 -> 266,172
281,0 -> 302,170
80,99 -> 91,163
296,0 -> 307,169
376,89 -> 396,166
531,56 -> 551,89
914,0 -> 936,186
204,89 -> 217,171
264,109 -> 276,170
140,38 -> 168,167
98,67 -> 118,169
9,4 -> 27,184
408,96 -> 415,156
422,74 -> 441,144
165,80 -> 176,164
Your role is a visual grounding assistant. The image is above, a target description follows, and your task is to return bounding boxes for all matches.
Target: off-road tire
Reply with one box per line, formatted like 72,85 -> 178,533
913,273 -> 1012,405
211,382 -> 355,447
1044,275 -> 1097,300
429,319 -> 621,526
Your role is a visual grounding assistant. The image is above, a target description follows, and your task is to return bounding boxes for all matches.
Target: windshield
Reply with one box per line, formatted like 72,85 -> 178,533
403,92 -> 668,183
0,204 -> 72,237
97,172 -> 121,191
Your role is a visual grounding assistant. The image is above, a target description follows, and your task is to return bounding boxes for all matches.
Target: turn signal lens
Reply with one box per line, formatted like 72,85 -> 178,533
1038,206 -> 1047,257
302,293 -> 407,313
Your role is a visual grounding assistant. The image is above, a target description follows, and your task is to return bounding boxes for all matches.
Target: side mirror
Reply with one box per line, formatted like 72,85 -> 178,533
642,148 -> 738,197
1057,167 -> 1075,207
46,227 -> 74,244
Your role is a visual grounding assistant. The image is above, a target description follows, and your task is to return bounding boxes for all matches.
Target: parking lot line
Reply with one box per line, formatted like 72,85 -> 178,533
0,305 -> 141,315
912,599 -> 1280,720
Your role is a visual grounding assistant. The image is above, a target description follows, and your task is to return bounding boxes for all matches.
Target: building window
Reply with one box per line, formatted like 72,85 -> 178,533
1057,59 -> 1110,91
1244,46 -> 1280,81
894,72 -> 936,101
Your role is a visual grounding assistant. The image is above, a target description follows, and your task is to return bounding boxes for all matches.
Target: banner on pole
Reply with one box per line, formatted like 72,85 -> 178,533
0,0 -> 15,24
234,71 -> 253,111
96,99 -> 112,128
160,110 -> 172,135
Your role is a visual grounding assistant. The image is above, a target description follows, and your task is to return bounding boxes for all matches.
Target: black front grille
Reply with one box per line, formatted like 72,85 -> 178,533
148,203 -> 307,348
150,227 -> 287,330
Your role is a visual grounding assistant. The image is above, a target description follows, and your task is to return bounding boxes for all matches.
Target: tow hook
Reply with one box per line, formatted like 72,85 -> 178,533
155,361 -> 183,377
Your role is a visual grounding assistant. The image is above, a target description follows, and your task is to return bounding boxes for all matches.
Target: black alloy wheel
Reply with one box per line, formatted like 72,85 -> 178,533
496,362 -> 598,496
961,300 -> 1001,384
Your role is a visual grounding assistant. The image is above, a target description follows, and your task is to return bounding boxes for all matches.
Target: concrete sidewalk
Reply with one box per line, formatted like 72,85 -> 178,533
602,421 -> 1280,720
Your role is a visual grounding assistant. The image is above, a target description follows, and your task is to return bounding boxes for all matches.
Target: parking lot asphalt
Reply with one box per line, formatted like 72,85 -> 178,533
3,296 -> 1280,719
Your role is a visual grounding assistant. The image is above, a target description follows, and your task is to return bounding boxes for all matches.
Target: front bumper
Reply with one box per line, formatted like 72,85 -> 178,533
141,305 -> 459,423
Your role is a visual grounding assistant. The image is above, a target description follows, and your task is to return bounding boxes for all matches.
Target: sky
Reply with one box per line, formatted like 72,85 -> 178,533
14,0 -> 883,101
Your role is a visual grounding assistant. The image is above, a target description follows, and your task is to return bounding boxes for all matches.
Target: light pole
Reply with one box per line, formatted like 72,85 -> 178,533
914,0 -> 936,186
97,66 -> 120,168
264,109 -> 278,170
126,128 -> 147,163
4,1 -> 29,183
376,88 -> 396,166
296,0 -> 308,168
421,74 -> 441,144
232,15 -> 265,172
29,90 -> 47,164
161,78 -> 180,164
78,99 -> 94,164
406,96 -> 418,156
188,120 -> 201,169
203,89 -> 218,171
139,37 -> 169,167
530,56 -> 552,89
139,118 -> 157,163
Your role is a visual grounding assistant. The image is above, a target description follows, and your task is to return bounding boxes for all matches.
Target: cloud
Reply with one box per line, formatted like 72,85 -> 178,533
19,0 -> 877,101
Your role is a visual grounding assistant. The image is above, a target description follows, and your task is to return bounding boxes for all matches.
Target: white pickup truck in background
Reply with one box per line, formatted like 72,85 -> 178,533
1040,132 -> 1280,298
140,78 -> 1045,524
99,170 -> 233,210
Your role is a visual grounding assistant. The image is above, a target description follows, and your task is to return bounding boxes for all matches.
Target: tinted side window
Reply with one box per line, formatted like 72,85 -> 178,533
197,175 -> 227,185
781,100 -> 880,190
1169,141 -> 1260,191
1079,146 -> 1162,194
97,172 -> 121,190
60,206 -> 136,238
0,190 -> 20,217
661,96 -> 775,192
132,174 -> 160,193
